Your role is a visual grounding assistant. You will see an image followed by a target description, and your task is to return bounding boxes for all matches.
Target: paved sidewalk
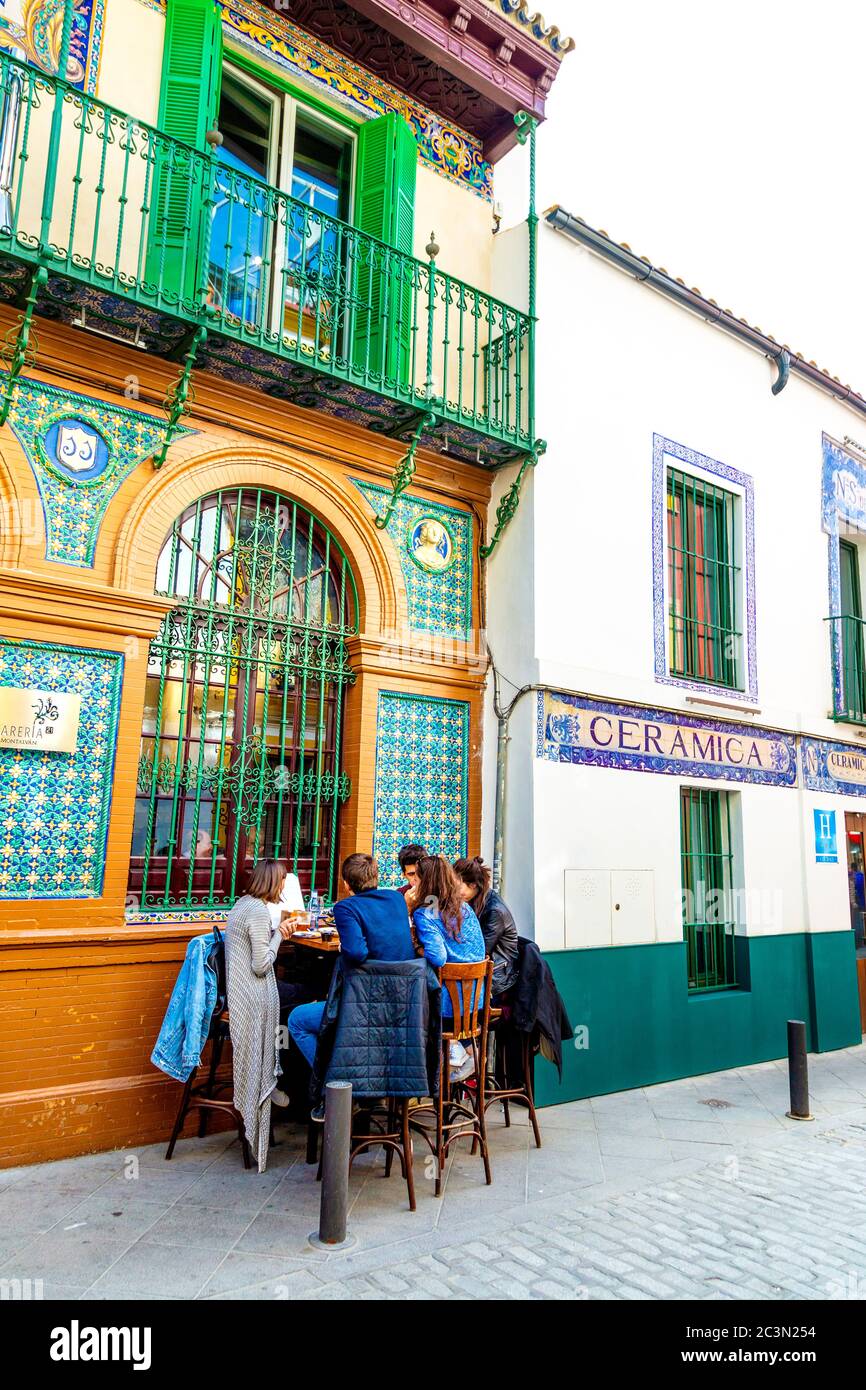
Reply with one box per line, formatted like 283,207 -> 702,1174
4,1044 -> 866,1300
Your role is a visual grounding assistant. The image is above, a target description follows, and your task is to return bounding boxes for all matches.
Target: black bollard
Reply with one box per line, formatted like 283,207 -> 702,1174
308,1080 -> 356,1252
786,1019 -> 813,1121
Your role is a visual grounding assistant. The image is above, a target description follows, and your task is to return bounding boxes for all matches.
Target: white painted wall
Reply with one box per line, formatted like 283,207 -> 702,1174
484,202 -> 866,952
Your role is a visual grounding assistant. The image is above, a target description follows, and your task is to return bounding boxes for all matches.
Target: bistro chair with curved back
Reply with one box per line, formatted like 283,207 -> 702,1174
164,924 -> 254,1170
409,958 -> 494,1197
484,1007 -> 542,1148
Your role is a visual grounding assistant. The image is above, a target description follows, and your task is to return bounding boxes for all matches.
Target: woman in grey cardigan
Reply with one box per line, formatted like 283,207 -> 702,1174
225,860 -> 296,1172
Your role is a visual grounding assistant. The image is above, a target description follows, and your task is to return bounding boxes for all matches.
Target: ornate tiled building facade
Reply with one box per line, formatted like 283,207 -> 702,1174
353,480 -> 473,639
5,376 -> 190,567
0,640 -> 123,899
372,690 -> 469,887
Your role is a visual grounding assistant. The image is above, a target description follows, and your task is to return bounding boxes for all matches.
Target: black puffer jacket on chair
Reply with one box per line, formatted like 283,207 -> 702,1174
310,956 -> 442,1102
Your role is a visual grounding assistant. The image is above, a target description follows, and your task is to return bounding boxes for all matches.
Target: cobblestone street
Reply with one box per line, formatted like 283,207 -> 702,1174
4,1044 -> 866,1301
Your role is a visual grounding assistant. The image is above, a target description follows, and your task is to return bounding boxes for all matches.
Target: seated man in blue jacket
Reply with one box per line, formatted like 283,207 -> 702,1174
287,852 -> 416,1078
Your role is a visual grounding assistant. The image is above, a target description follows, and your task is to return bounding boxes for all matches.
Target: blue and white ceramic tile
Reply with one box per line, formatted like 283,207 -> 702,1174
372,691 -> 469,887
0,639 -> 123,899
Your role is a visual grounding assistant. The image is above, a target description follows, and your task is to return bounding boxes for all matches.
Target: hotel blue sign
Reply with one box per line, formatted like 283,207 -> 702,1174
536,692 -> 798,787
813,809 -> 838,864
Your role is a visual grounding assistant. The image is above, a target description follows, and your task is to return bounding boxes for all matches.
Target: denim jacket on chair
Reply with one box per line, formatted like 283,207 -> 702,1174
151,933 -> 219,1083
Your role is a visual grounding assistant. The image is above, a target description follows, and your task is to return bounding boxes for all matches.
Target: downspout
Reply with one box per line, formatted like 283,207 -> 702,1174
545,206 -> 866,416
491,659 -> 543,896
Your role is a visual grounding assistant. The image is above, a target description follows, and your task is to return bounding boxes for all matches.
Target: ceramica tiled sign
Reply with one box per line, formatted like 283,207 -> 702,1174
536,691 -> 798,787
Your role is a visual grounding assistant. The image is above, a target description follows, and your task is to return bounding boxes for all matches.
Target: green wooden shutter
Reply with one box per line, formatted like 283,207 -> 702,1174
145,0 -> 223,308
351,112 -> 417,387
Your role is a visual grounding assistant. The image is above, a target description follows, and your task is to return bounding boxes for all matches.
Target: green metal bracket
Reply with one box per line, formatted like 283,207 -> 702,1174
480,439 -> 546,559
374,410 -> 436,530
152,326 -> 207,469
0,264 -> 47,426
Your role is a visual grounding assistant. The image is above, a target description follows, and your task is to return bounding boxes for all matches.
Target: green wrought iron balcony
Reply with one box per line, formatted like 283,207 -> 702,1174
0,51 -> 534,471
828,614 -> 866,723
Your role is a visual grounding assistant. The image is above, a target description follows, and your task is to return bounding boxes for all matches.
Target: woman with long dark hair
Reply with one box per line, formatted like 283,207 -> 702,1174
412,854 -> 486,1021
453,855 -> 519,999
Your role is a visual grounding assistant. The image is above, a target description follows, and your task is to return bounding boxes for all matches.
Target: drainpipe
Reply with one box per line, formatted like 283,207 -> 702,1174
546,206 -> 866,415
491,658 -> 542,896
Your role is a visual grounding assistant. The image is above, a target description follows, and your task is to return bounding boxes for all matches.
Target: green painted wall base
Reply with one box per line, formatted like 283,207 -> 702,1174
536,931 -> 861,1108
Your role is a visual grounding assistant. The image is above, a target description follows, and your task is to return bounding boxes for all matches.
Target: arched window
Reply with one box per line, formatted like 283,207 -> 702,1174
129,487 -> 357,911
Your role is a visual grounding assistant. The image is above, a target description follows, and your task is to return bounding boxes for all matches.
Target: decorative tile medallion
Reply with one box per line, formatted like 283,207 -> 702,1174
5,375 -> 192,567
652,433 -> 757,703
373,691 -> 470,888
353,480 -> 473,639
0,0 -> 104,94
536,691 -> 798,789
408,515 -> 456,575
802,736 -> 866,799
220,0 -> 494,201
0,639 -> 123,898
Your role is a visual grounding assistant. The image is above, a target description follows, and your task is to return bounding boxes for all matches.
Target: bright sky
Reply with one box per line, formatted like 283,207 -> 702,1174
497,0 -> 865,389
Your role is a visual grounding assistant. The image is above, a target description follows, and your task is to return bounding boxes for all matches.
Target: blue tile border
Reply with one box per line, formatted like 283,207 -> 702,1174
536,690 -> 797,788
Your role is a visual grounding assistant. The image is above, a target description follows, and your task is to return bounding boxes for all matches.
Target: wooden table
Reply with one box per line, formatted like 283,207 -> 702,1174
289,930 -> 340,953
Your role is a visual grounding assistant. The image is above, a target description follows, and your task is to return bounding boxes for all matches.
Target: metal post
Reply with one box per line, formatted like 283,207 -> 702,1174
38,0 -> 76,253
786,1019 -> 813,1120
308,1081 -> 356,1252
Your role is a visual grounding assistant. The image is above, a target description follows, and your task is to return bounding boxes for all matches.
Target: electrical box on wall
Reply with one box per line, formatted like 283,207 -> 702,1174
564,870 -> 657,949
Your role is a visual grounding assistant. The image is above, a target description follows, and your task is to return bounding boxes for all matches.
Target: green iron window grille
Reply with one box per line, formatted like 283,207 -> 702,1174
129,488 -> 357,911
667,467 -> 741,689
680,786 -> 738,992
829,540 -> 866,722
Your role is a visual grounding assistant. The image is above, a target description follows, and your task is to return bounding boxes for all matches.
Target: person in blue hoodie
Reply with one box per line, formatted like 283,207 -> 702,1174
287,852 -> 415,1070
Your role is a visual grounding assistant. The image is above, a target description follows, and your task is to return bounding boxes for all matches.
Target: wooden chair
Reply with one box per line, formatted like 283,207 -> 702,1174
409,959 -> 494,1196
165,1006 -> 253,1169
484,1008 -> 542,1148
310,1098 -> 418,1211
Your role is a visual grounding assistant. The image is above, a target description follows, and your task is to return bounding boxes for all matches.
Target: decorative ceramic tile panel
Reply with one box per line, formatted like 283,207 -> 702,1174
373,691 -> 469,888
5,374 -> 191,567
0,0 -> 104,94
219,0 -> 494,201
0,639 -> 123,899
353,480 -> 473,639
536,691 -> 797,789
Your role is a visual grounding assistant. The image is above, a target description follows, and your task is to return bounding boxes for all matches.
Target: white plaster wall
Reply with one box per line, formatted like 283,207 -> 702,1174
98,0 -> 164,123
483,198 -> 866,951
531,225 -> 861,744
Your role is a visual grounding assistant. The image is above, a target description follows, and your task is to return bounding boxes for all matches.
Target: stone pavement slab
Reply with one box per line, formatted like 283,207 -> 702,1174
4,1043 -> 866,1299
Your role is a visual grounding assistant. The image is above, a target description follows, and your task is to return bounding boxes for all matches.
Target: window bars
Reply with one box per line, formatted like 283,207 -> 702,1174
129,488 -> 357,911
679,786 -> 738,992
667,467 -> 741,690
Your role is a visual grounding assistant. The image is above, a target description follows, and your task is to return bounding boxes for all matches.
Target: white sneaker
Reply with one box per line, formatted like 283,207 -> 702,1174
270,1089 -> 290,1108
451,1054 -> 476,1084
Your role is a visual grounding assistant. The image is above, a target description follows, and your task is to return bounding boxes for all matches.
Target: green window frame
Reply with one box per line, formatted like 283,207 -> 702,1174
838,539 -> 866,719
680,786 -> 738,992
667,467 -> 741,690
129,488 -> 358,912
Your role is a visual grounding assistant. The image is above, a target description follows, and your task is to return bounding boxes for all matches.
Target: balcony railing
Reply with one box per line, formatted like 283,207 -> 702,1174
828,614 -> 866,722
0,52 -> 533,462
